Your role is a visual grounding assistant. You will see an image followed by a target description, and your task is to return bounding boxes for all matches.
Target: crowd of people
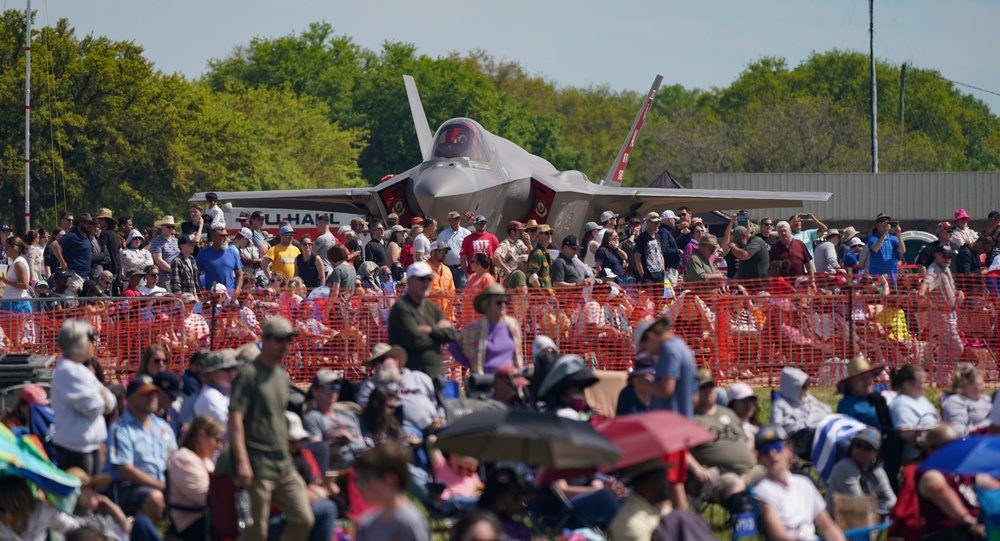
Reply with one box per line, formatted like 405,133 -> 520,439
0,198 -> 997,540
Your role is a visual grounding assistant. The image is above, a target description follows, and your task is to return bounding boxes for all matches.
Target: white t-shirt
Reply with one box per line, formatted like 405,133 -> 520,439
889,394 -> 940,431
204,205 -> 226,229
754,474 -> 826,541
314,231 -> 336,270
413,233 -> 431,261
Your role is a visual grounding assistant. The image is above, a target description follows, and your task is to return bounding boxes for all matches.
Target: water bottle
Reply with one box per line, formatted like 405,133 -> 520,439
235,488 -> 254,530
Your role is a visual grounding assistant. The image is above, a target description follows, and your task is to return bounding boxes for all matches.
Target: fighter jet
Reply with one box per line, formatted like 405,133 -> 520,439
192,75 -> 830,238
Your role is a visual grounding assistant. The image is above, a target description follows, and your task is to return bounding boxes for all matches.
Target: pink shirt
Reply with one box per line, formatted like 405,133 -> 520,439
168,447 -> 215,531
432,457 -> 482,502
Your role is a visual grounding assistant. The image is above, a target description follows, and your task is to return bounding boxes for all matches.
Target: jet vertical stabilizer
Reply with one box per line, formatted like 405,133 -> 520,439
601,74 -> 663,187
403,75 -> 434,161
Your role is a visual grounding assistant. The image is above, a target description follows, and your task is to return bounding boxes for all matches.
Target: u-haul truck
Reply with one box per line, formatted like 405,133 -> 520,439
221,203 -> 362,238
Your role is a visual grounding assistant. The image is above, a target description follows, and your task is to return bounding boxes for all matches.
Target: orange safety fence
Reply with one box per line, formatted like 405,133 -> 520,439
1,272 -> 996,387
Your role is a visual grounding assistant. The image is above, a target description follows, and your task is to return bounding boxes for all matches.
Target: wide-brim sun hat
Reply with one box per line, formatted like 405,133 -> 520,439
837,354 -> 882,390
473,284 -> 513,314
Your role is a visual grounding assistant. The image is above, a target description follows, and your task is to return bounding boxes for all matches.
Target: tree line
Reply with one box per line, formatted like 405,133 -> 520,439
0,12 -> 996,229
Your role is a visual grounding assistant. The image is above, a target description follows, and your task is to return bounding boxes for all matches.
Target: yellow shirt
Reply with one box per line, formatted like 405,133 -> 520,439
609,492 -> 671,541
265,243 -> 301,280
875,306 -> 910,341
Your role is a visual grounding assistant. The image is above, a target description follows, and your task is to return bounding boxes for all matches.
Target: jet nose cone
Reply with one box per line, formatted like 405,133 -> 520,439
412,164 -> 475,217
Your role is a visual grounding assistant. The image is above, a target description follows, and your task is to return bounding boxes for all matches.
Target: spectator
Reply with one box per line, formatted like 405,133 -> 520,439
229,316 -> 315,541
24,229 -> 44,282
685,369 -> 758,522
364,222 -> 390,268
450,284 -> 522,374
956,236 -> 991,291
313,214 -> 335,273
283,411 -> 339,541
888,364 -> 940,462
387,262 -> 458,378
825,427 -> 897,516
788,213 -> 829,258
303,369 -> 365,469
769,367 -> 832,439
348,217 -> 368,271
51,320 -> 116,477
295,234 -> 326,289
152,371 -> 185,439
359,386 -> 408,446
465,253 -> 497,296
814,229 -> 845,274
835,355 -> 887,430
181,203 -> 209,249
952,208 -> 978,247
43,227 -> 64,276
104,374 -> 178,520
918,244 -> 963,384
634,317 -> 697,418
494,220 -> 529,279
916,221 -> 956,274
770,221 -> 813,278
941,362 -> 992,437
680,221 -> 705,268
1,236 -> 32,346
167,415 -> 224,541
478,468 -> 532,541
65,466 -> 131,541
727,383 -> 761,444
683,234 -> 725,284
357,343 -> 444,436
137,265 -> 167,296
135,344 -> 169,380
461,215 -> 499,276
757,217 -> 778,247
412,219 -> 432,262
192,350 -> 239,428
354,442 -> 430,541
51,212 -> 97,292
595,229 -> 628,282
386,225 -> 406,266
200,192 -> 224,228
633,212 -> 665,285
428,446 -> 483,515
656,210 -> 683,283
437,211 -> 471,289
95,209 -> 121,282
58,211 -> 75,234
170,235 -> 200,295
912,423 -> 995,539
616,353 -> 656,416
527,224 -> 555,289
119,229 -> 152,283
0,475 -> 81,540
609,458 -> 673,541
120,269 -> 144,298
263,225 -> 300,280
866,213 -> 905,286
426,240 -> 456,321
621,216 -> 643,281
753,425 -> 846,541
551,235 -> 583,286
181,350 -> 204,399
843,237 -> 864,269
725,222 -> 769,281
326,244 -> 356,299
149,215 -> 180,282
116,216 -> 132,246
491,365 -> 529,408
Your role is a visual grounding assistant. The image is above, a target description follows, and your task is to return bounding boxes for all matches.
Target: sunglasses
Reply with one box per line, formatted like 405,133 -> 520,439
759,442 -> 786,454
761,222 -> 773,226
539,232 -> 552,236
151,357 -> 168,365
939,254 -> 954,259
436,249 -> 449,254
457,464 -> 479,476
526,228 -> 537,232
381,272 -> 392,277
493,299 -> 509,306
322,383 -> 342,393
164,225 -> 176,229
147,273 -> 160,277
414,276 -> 433,282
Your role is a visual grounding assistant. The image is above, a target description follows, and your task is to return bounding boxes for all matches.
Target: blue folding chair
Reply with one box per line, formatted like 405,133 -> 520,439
839,520 -> 892,541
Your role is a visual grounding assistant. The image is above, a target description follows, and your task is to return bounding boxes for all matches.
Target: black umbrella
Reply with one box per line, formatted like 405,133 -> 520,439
434,409 -> 622,469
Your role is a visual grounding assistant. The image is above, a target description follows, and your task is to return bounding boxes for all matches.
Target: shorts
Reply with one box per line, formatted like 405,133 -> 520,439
105,481 -> 156,515
0,300 -> 31,313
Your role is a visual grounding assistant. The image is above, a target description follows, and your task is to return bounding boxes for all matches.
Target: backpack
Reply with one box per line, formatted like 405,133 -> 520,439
887,463 -> 921,541
27,404 -> 58,465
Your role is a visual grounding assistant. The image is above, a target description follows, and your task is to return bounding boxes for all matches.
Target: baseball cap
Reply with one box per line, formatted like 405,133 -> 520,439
237,211 -> 250,221
474,215 -> 488,224
35,280 -> 48,289
644,211 -> 660,222
989,210 -> 1000,220
506,220 -> 526,231
285,411 -> 310,442
851,427 -> 882,451
431,240 -> 450,251
279,225 -> 295,235
126,375 -> 160,398
936,244 -> 959,256
537,224 -> 554,234
201,350 -> 240,374
661,210 -> 678,221
178,234 -> 196,246
696,367 -> 716,388
632,317 -> 669,352
390,225 -> 406,234
531,335 -> 558,360
732,226 -> 748,237
600,210 -> 619,223
313,368 -> 344,387
599,267 -> 618,280
50,269 -> 71,281
495,364 -> 529,387
206,192 -> 219,202
250,211 -> 265,220
562,235 -> 582,249
447,211 -> 461,219
936,221 -> 955,233
77,213 -> 98,225
261,316 -> 297,340
411,216 -> 424,226
583,222 -> 601,233
406,261 -> 434,279
755,424 -> 789,450
238,227 -> 254,242
848,237 -> 864,247
0,225 -> 12,233
152,371 -> 184,400
351,217 -> 369,226
875,212 -> 892,222
727,382 -> 755,403
18,384 -> 48,406
630,353 -> 656,378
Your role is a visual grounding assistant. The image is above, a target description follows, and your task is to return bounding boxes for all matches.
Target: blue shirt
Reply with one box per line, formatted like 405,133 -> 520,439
57,229 -> 92,277
105,409 -> 177,483
843,250 -> 859,269
649,337 -> 697,418
836,395 -> 882,430
197,245 -> 243,290
866,233 -> 900,280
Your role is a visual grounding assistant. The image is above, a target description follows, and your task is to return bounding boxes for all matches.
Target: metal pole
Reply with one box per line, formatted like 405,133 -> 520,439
899,63 -> 907,170
869,0 -> 878,174
24,0 -> 31,231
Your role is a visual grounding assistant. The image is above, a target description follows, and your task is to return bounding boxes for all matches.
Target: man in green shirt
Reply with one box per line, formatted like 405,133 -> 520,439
684,234 -> 726,284
527,224 -> 555,289
387,262 -> 459,379
229,317 -> 314,541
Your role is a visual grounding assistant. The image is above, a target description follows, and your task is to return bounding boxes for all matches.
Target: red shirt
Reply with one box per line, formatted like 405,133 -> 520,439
122,288 -> 143,298
461,231 -> 499,273
769,239 -> 812,276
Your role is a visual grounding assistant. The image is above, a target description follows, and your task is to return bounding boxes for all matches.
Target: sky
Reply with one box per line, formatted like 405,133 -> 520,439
32,0 -> 1000,114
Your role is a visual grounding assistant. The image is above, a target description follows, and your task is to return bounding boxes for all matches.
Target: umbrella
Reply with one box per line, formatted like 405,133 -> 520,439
596,410 -> 715,472
919,435 -> 1000,477
0,425 -> 80,497
434,409 -> 621,469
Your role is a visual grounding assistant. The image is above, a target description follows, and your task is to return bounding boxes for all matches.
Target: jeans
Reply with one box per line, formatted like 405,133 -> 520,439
131,513 -> 164,541
449,265 -> 467,289
246,471 -> 315,541
442,495 -> 480,516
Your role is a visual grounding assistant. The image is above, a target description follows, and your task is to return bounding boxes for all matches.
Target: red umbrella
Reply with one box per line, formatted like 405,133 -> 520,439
535,410 -> 714,485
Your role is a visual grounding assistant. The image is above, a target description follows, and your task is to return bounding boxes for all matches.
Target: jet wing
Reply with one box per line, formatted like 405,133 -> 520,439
585,184 -> 832,216
189,188 -> 381,216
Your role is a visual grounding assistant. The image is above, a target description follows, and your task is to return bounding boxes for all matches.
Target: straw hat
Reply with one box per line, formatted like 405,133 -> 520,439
473,284 -> 513,314
838,355 -> 882,388
841,226 -> 859,241
365,343 -> 407,366
96,208 -> 115,221
154,215 -> 178,228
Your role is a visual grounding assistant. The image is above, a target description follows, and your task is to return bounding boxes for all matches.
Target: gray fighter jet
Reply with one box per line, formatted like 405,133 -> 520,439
192,75 -> 830,238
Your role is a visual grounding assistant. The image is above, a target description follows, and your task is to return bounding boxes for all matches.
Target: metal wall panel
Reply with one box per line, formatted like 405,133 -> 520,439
692,172 -> 1000,222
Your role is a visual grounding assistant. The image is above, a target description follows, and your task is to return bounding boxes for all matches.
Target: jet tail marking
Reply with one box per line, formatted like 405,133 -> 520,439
600,74 -> 663,187
403,75 -> 434,161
